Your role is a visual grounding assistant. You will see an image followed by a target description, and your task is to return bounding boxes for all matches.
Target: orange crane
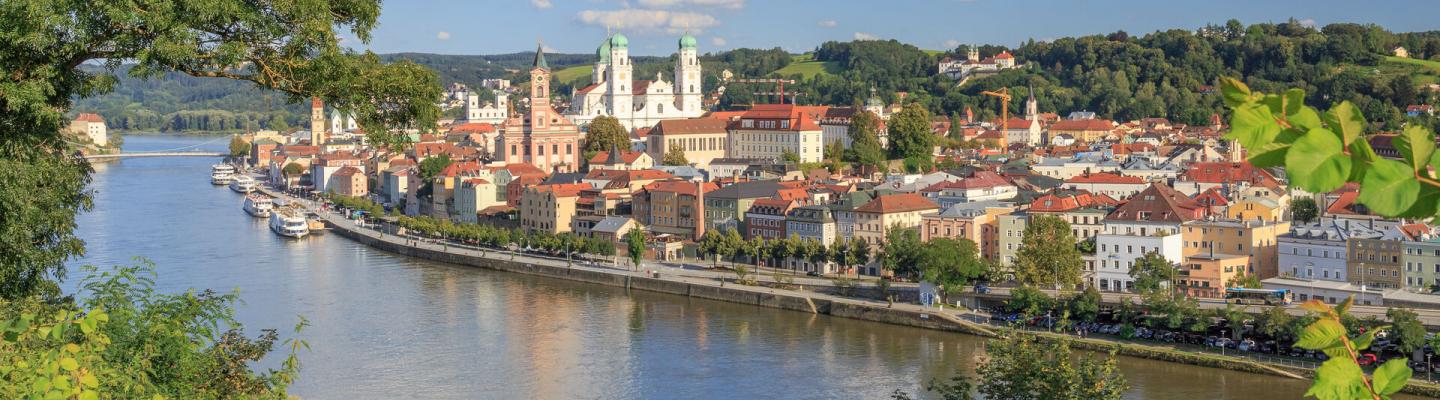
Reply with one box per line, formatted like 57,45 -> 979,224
732,78 -> 798,104
980,88 -> 1012,131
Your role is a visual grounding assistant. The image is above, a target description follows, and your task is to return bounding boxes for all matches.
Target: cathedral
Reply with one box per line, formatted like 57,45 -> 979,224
565,32 -> 705,131
499,45 -> 584,173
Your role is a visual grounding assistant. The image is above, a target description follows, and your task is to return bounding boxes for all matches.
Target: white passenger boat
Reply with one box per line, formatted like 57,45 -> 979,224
229,175 -> 257,193
210,164 -> 236,185
243,194 -> 274,218
269,207 -> 310,238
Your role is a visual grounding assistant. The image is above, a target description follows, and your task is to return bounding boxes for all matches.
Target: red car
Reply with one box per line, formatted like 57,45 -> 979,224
1356,353 -> 1379,366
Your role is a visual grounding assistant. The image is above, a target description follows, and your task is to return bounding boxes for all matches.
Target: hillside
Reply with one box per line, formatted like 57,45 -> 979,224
772,54 -> 841,79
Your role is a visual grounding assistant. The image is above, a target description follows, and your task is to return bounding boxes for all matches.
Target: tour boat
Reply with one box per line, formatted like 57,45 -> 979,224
210,164 -> 235,185
269,208 -> 310,238
243,194 -> 273,218
229,175 -> 258,193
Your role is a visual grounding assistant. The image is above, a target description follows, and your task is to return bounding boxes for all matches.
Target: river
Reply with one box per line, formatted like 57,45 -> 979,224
66,135 -> 1370,399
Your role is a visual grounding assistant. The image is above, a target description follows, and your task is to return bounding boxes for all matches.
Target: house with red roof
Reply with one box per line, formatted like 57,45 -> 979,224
1026,189 -> 1119,241
519,183 -> 591,234
632,179 -> 719,241
917,170 -> 1018,207
1049,118 -> 1115,143
1174,161 -> 1282,196
587,147 -> 655,171
1094,183 -> 1205,292
853,193 -> 940,274
69,113 -> 109,146
727,104 -> 826,163
744,198 -> 798,240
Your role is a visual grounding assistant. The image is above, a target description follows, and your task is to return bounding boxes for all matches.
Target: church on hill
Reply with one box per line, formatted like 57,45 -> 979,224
565,32 -> 706,131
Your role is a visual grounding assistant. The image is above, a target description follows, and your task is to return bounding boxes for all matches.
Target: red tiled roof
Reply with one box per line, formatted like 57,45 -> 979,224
993,51 -> 1014,59
1065,172 -> 1143,184
1179,162 -> 1281,189
533,183 -> 590,197
438,161 -> 483,178
774,188 -> 809,201
1192,187 -> 1229,207
652,118 -> 729,136
854,193 -> 939,214
631,80 -> 652,96
1105,183 -> 1206,223
588,150 -> 648,164
575,83 -> 602,96
74,113 -> 105,123
1325,191 -> 1366,216
448,123 -> 496,134
1029,190 -> 1112,213
332,166 -> 362,177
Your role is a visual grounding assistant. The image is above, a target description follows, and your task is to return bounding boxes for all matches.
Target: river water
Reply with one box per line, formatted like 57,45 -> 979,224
66,135 -> 1375,399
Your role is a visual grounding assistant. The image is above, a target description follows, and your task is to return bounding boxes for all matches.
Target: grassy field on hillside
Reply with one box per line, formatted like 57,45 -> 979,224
773,53 -> 841,79
1338,56 -> 1440,87
554,65 -> 592,85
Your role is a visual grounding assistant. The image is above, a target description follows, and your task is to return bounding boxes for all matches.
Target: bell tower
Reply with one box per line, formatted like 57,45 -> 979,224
309,97 -> 326,146
675,32 -> 703,113
530,42 -> 550,130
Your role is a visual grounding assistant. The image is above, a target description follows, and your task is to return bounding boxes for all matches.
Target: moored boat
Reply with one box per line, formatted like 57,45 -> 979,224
269,207 -> 309,238
229,175 -> 257,193
243,194 -> 274,218
211,164 -> 236,185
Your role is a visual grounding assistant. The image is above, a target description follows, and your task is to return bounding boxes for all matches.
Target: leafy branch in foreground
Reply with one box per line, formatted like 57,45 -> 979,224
1294,297 -> 1410,400
1220,77 -> 1438,217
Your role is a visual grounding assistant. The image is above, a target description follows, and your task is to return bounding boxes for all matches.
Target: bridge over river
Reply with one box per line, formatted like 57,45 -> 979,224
84,151 -> 226,160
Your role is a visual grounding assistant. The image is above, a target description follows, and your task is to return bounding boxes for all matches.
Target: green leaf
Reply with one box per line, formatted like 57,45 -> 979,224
1395,125 -> 1436,174
78,391 -> 99,400
1296,318 -> 1345,350
1301,300 -> 1332,314
1286,128 -> 1351,193
58,357 -> 77,371
1280,89 -> 1322,131
1372,358 -> 1412,396
1219,77 -> 1252,108
1358,159 -> 1421,216
1323,101 -> 1367,146
1336,297 -> 1354,317
1305,357 -> 1370,400
1351,330 -> 1376,351
1227,103 -> 1282,150
1397,184 -> 1440,219
1247,142 -> 1289,168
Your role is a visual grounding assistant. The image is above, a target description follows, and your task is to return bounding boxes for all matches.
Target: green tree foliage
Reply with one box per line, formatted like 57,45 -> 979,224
1227,273 -> 1263,289
1385,308 -> 1426,358
282,163 -> 304,178
1006,286 -> 1052,318
1013,216 -> 1083,289
418,154 -> 454,182
844,110 -> 887,170
1256,305 -> 1297,341
887,102 -> 933,161
0,0 -> 439,300
228,135 -> 251,157
626,229 -> 646,270
1292,197 -> 1320,223
780,149 -> 800,164
1069,286 -> 1102,323
1221,78 -> 1440,218
918,238 -> 986,303
1295,298 -> 1411,400
976,332 -> 1128,400
1,262 -> 306,398
880,227 -> 924,279
662,144 -> 689,166
1128,251 -> 1178,296
584,115 -> 629,153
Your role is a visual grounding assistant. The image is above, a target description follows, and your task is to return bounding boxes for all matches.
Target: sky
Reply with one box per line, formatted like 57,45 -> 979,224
351,0 -> 1440,56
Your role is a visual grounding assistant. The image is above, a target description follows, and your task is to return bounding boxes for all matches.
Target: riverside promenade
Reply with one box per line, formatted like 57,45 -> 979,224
254,184 -> 1440,395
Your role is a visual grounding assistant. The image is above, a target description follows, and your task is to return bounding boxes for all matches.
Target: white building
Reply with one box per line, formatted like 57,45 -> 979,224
566,33 -> 705,131
727,104 -> 824,163
461,88 -> 509,125
453,178 -> 501,223
1093,184 -> 1205,292
329,109 -> 357,133
1031,155 -> 1121,180
69,113 -> 108,146
1062,172 -> 1148,200
937,48 -> 1019,80
1279,221 -> 1385,282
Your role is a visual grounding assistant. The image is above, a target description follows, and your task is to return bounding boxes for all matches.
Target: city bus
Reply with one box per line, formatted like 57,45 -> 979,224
1224,288 -> 1293,306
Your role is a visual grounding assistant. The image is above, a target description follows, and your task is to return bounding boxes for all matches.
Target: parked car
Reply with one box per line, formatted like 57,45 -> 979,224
1238,339 -> 1255,352
974,284 -> 991,294
1357,353 -> 1379,366
806,271 -> 820,277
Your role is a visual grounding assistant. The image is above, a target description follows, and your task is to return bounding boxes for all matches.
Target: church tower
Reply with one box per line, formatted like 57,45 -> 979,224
968,45 -> 979,62
1025,84 -> 1038,121
593,37 -> 611,88
309,97 -> 326,146
529,43 -> 552,131
606,33 -> 633,119
674,32 -> 703,113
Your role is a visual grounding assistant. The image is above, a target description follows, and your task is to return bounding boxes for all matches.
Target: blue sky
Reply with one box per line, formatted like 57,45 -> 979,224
352,0 -> 1439,56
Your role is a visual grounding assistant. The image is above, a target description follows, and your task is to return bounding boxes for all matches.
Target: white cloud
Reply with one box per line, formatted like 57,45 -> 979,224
637,0 -> 745,9
711,37 -> 727,46
853,32 -> 879,41
531,0 -> 553,9
1297,18 -> 1317,28
943,39 -> 960,48
577,9 -> 719,34
436,31 -> 451,41
542,45 -> 558,53
818,20 -> 838,28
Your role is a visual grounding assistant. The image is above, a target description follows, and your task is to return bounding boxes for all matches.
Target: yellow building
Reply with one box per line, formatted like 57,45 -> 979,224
519,183 -> 589,233
1180,253 -> 1249,298
1227,196 -> 1284,222
647,118 -> 730,167
853,193 -> 940,275
1181,219 -> 1290,280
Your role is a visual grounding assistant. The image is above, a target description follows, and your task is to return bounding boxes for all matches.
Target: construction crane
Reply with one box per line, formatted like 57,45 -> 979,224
732,78 -> 798,104
980,87 -> 1012,131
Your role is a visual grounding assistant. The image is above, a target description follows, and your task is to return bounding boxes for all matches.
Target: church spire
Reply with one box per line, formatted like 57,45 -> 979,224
533,41 -> 549,69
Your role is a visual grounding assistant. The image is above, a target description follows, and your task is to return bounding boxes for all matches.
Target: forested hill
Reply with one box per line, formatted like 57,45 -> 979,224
758,20 -> 1440,129
73,20 -> 1440,134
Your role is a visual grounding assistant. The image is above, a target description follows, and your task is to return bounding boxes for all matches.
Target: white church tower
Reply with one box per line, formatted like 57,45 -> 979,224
674,32 -> 703,113
606,33 -> 633,118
